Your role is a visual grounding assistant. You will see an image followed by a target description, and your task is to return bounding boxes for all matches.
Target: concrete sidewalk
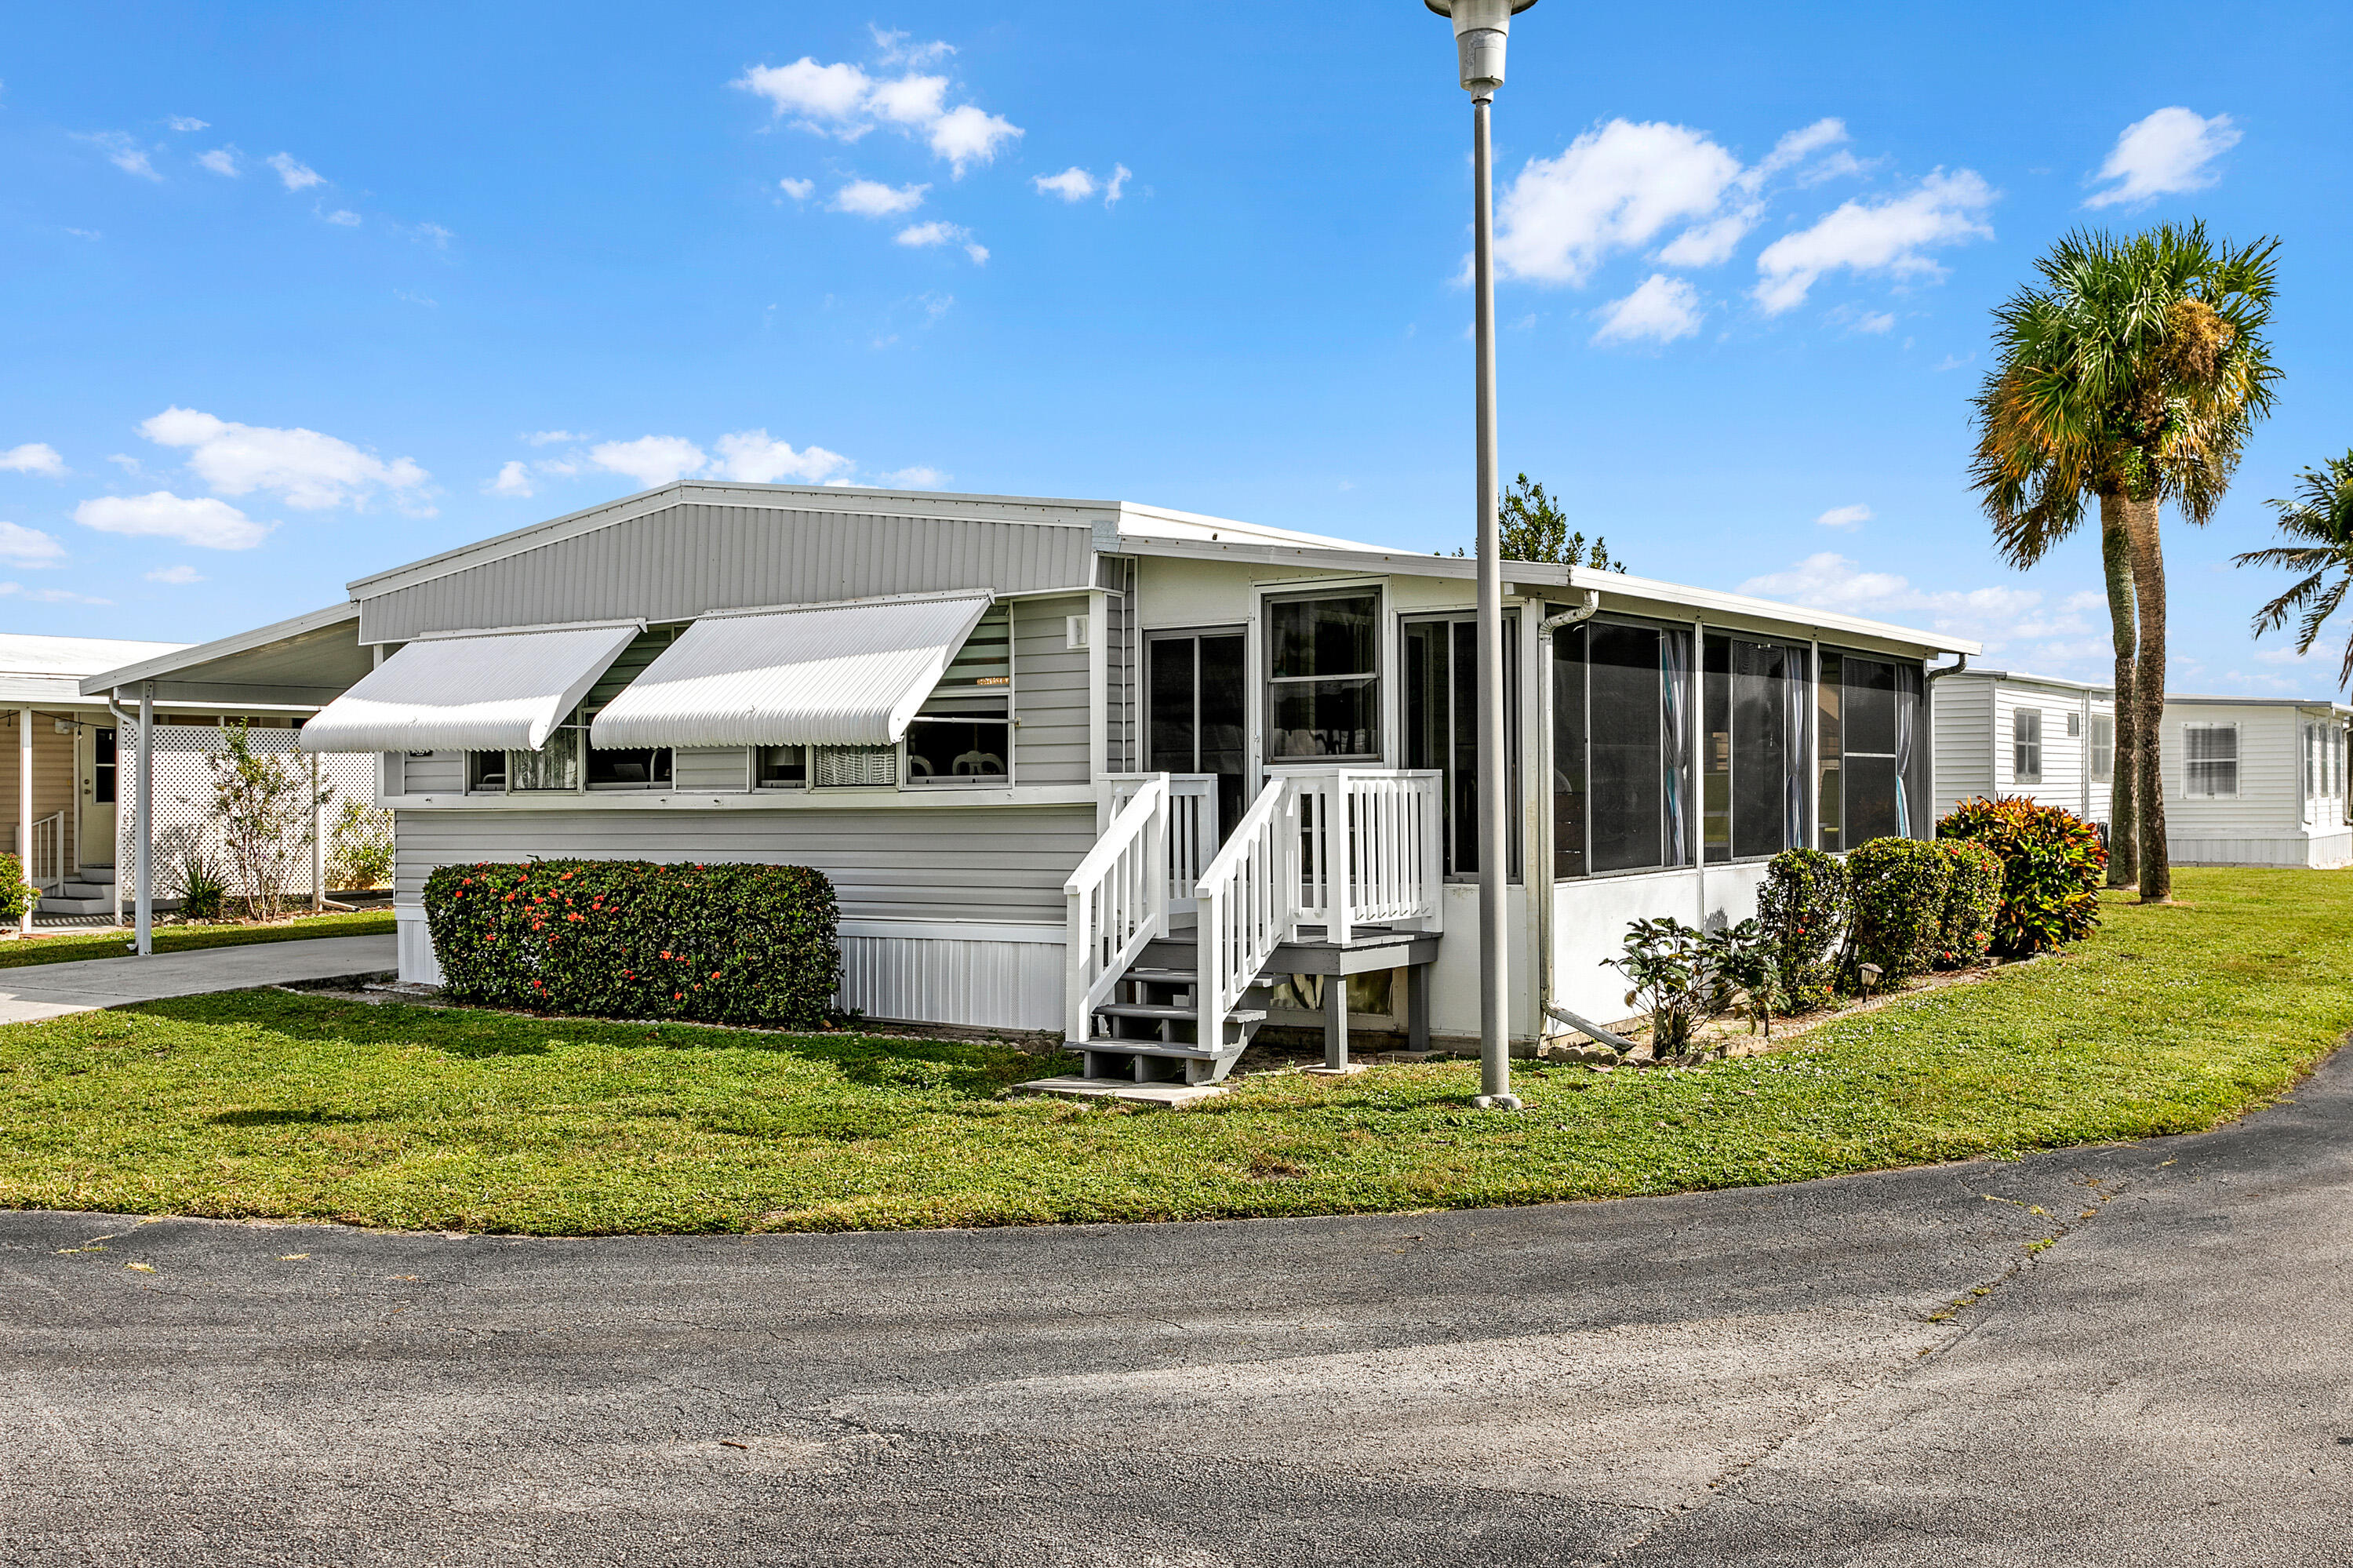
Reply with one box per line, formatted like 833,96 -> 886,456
0,933 -> 398,1023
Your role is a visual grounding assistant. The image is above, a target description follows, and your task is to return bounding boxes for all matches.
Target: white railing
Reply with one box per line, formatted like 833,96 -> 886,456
1284,769 -> 1445,944
1195,777 -> 1297,1052
1064,774 -> 1169,1044
18,809 -> 67,891
1105,773 -> 1220,917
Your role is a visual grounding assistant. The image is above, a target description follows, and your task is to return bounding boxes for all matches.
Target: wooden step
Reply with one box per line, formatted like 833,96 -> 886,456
1123,966 -> 1198,985
1096,1002 -> 1267,1025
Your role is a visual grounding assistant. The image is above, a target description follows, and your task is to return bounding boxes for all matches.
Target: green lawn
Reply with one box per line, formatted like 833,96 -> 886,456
0,908 -> 394,970
0,868 -> 2343,1235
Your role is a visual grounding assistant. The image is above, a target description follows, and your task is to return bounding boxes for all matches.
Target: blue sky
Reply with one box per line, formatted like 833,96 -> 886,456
3,2 -> 2348,693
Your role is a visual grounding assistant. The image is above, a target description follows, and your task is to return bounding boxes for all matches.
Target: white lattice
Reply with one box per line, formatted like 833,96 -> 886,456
113,726 -> 377,911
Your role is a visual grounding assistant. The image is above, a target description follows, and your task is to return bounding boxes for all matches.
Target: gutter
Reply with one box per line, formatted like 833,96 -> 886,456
1533,591 -> 1606,1049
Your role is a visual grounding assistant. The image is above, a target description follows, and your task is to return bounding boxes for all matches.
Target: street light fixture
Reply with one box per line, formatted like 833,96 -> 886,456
1426,0 -> 1536,1111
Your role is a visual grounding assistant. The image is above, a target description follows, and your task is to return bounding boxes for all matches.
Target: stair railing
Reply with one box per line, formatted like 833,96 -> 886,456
1195,777 -> 1296,1051
1286,769 -> 1446,943
20,809 -> 67,891
1063,773 -> 1170,1044
1104,773 -> 1220,919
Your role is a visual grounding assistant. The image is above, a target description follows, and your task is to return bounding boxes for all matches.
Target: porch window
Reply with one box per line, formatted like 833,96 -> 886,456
582,626 -> 680,791
506,726 -> 581,793
1403,614 -> 1518,877
93,727 -> 116,805
755,745 -> 806,789
2013,709 -> 2044,784
1266,591 -> 1380,762
1147,629 -> 1247,833
1549,617 -> 1693,877
1817,652 -> 1927,849
2184,722 -> 2238,798
905,603 -> 1011,787
2091,714 -> 2115,784
1703,635 -> 1812,862
466,750 -> 508,792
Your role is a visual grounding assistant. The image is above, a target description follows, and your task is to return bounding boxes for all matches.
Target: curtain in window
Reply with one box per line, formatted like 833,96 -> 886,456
1661,625 -> 1692,866
1894,663 -> 1922,836
1784,649 -> 1811,851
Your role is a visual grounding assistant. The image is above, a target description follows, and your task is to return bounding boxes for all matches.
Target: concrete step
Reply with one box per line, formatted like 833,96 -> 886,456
38,895 -> 114,916
57,882 -> 111,900
77,865 -> 116,886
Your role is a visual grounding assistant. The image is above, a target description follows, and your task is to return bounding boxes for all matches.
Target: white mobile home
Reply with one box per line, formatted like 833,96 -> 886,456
85,483 -> 1969,1079
1930,668 -> 2118,827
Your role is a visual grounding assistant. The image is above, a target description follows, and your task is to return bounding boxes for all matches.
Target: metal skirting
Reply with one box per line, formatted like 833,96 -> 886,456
2170,835 -> 2345,868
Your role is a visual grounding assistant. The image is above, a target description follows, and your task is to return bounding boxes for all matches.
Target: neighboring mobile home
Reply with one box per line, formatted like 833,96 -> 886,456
1933,668 -> 2351,869
84,483 -> 1971,1076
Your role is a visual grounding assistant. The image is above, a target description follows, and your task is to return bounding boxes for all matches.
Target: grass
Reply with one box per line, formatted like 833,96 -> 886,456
0,908 -> 394,970
0,867 -> 2343,1236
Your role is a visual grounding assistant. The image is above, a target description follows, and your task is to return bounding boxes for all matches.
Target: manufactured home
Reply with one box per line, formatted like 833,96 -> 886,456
1933,668 -> 2351,870
85,483 -> 1971,1080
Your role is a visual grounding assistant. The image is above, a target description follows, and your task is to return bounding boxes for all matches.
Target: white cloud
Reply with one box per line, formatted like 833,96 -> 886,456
1742,118 -> 1852,190
0,583 -> 110,606
587,435 -> 707,489
196,147 -> 239,176
165,116 -> 209,133
778,176 -> 815,200
736,53 -> 1020,176
75,492 -> 269,550
1591,275 -> 1703,345
2086,107 -> 2241,209
145,564 -> 205,584
1655,207 -> 1758,268
486,460 -> 534,498
1752,169 -> 1995,315
965,241 -> 990,266
0,522 -> 66,566
322,209 -> 362,227
710,430 -> 852,485
1852,310 -> 1896,333
409,222 -> 453,247
136,406 -> 429,511
896,220 -> 988,265
1815,504 -> 1873,530
832,179 -> 928,217
0,443 -> 65,477
265,152 -> 323,191
1737,551 -> 2116,671
1034,167 -> 1096,202
522,430 -> 584,446
871,27 -> 954,67
77,132 -> 161,181
1105,164 -> 1132,206
1496,120 -> 1744,286
64,227 -> 101,241
878,465 -> 947,489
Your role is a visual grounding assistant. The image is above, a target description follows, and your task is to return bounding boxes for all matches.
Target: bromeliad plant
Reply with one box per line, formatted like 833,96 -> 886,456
423,858 -> 841,1028
1938,796 -> 2107,956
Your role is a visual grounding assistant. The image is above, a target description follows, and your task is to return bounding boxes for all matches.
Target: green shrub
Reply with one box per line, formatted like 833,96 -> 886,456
1608,916 -> 1721,1053
1845,837 -> 1951,984
1755,848 -> 1848,1011
1937,795 -> 2107,955
423,859 -> 841,1028
1934,839 -> 2004,969
0,853 -> 36,926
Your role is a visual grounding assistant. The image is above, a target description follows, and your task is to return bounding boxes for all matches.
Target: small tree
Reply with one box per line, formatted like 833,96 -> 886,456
1450,475 -> 1627,569
207,724 -> 324,920
326,798 -> 395,891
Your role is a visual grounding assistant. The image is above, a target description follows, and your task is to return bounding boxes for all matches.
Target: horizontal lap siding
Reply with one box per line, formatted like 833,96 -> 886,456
391,805 -> 1097,923
360,504 -> 1095,642
1013,595 -> 1091,786
1995,683 -> 2090,817
396,751 -> 465,795
675,748 -> 749,791
1929,678 -> 1991,817
2166,704 -> 2300,837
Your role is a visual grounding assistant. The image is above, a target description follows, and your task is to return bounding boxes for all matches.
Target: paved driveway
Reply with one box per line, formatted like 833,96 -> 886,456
2,1043 -> 2347,1566
0,933 -> 395,1023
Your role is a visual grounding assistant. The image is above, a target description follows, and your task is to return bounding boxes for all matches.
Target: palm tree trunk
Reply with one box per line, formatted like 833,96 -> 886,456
2122,493 -> 2171,902
2099,498 -> 2138,886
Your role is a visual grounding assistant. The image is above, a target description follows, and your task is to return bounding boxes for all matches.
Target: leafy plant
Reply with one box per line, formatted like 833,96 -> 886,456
1934,839 -> 2005,969
423,858 -> 842,1029
176,845 -> 229,922
1845,837 -> 1952,985
1938,796 -> 2107,955
2234,450 -> 2353,692
1755,848 -> 1848,1012
325,799 -> 395,892
0,852 -> 36,926
1706,919 -> 1783,1037
206,724 -> 325,921
1608,917 -> 1722,1053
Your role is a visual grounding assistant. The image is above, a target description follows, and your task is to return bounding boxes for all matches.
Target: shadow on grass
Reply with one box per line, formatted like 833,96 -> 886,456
209,1107 -> 390,1127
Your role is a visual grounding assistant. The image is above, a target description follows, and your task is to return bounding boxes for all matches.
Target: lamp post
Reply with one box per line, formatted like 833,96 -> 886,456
1427,0 -> 1535,1111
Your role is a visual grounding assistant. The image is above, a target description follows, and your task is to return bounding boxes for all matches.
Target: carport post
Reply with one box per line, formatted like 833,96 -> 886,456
18,707 -> 32,935
134,682 -> 152,957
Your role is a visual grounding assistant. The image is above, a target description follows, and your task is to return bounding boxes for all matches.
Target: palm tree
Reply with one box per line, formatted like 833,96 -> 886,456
1968,222 -> 2279,902
2235,453 -> 2353,691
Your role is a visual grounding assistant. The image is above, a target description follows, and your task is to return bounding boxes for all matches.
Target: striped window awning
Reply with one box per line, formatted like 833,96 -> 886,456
587,592 -> 995,751
297,621 -> 642,753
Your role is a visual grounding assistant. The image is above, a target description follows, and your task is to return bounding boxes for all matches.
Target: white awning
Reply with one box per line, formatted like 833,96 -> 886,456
588,593 -> 994,750
298,621 -> 642,753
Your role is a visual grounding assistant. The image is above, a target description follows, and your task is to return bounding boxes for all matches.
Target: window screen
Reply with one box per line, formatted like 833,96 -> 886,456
1551,617 -> 1691,877
1818,652 -> 1922,849
581,625 -> 680,791
2184,723 -> 2238,798
1148,631 -> 1247,833
1403,615 -> 1518,877
1703,635 -> 1810,862
813,744 -> 898,788
1267,593 -> 1379,761
907,604 -> 1012,787
2013,709 -> 2043,784
2091,714 -> 2115,783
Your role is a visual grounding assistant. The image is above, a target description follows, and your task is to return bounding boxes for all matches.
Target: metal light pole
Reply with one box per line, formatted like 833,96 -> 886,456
1428,0 -> 1534,1111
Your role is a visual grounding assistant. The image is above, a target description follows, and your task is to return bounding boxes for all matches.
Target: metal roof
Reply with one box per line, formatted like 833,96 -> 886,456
0,633 -> 190,704
587,591 -> 994,750
298,620 -> 642,753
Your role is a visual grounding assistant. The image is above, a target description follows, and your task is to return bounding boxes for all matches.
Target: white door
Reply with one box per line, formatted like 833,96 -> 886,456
77,724 -> 116,868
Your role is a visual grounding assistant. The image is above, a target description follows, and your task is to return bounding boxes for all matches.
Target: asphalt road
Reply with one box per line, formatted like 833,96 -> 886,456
4,1048 -> 2348,1567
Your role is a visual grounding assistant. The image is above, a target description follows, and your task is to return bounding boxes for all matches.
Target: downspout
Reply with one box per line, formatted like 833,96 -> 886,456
1924,654 -> 1967,825
1534,589 -> 1600,1047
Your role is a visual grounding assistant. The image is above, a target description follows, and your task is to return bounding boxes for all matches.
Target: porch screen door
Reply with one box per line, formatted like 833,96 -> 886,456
79,726 -> 116,868
1146,631 -> 1246,835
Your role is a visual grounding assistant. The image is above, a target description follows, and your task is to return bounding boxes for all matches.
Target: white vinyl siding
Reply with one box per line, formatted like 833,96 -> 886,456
1929,675 -> 1993,819
2182,722 -> 2239,799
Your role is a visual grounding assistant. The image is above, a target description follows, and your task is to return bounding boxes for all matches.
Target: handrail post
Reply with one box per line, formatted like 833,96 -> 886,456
1064,880 -> 1089,1045
1331,770 -> 1354,946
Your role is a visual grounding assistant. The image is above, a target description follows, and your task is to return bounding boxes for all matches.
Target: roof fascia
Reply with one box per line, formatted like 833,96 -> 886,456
77,602 -> 361,697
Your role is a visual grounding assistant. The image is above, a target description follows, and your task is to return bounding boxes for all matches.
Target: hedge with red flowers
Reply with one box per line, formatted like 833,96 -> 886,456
422,859 -> 840,1028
